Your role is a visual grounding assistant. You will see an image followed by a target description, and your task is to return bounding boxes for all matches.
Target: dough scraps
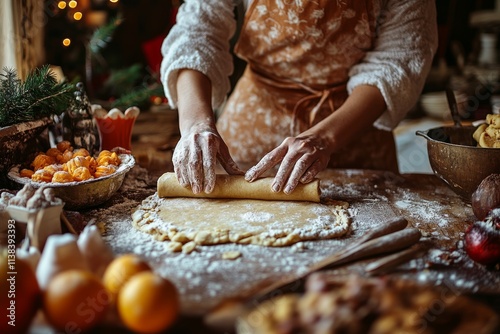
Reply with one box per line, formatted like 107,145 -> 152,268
131,193 -> 350,251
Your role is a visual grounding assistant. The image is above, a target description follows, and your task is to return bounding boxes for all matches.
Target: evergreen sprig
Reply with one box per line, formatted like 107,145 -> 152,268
111,82 -> 164,110
89,15 -> 123,55
102,63 -> 143,97
0,65 -> 75,128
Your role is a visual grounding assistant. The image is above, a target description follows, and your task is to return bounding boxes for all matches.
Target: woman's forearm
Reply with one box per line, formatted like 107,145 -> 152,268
176,69 -> 216,135
305,85 -> 387,153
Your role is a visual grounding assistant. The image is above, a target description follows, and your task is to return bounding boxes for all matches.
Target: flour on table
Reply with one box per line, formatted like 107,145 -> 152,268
131,193 -> 350,250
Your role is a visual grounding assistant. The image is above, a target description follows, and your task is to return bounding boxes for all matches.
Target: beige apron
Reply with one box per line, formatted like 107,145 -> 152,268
217,0 -> 399,173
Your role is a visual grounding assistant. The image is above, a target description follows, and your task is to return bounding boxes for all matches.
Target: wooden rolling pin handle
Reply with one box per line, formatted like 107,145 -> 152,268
365,244 -> 425,275
314,228 -> 422,270
350,216 -> 408,248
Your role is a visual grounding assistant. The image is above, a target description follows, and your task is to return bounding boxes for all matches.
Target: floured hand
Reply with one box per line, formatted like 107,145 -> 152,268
172,123 -> 244,194
245,134 -> 332,194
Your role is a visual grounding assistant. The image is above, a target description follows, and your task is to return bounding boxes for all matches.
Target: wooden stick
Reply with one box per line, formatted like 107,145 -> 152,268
61,212 -> 78,235
309,228 -> 422,272
365,243 -> 426,276
349,216 -> 408,248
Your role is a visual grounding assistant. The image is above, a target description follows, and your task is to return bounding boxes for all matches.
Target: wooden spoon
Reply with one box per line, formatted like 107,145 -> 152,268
446,87 -> 462,128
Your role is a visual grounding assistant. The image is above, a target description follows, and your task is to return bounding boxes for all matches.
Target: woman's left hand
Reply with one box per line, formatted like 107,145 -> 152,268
245,134 -> 333,194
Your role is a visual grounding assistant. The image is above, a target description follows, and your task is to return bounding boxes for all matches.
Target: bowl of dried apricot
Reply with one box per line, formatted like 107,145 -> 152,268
7,141 -> 135,210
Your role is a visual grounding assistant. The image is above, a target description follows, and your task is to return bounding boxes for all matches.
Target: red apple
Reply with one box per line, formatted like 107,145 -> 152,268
464,208 -> 500,266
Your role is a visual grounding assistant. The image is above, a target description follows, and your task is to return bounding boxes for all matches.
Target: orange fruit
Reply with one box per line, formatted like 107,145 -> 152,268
0,249 -> 41,334
117,272 -> 180,333
102,254 -> 151,299
43,269 -> 109,332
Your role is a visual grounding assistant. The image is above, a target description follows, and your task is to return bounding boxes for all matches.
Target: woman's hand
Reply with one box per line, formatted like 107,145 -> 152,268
245,85 -> 388,193
173,123 -> 243,194
245,133 -> 333,194
174,69 -> 244,194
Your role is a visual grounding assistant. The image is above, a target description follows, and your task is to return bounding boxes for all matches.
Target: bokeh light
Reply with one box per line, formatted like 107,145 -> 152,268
62,38 -> 71,47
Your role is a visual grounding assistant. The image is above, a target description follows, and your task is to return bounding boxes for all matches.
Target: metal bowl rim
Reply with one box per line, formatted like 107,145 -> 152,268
416,126 -> 500,150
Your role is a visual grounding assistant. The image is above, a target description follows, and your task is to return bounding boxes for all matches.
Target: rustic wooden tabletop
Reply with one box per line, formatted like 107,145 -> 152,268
21,109 -> 500,333
54,166 -> 497,333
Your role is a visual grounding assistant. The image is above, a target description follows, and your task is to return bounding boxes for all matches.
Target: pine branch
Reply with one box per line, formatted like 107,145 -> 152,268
0,66 -> 75,128
105,64 -> 143,89
24,86 -> 73,113
101,63 -> 143,97
111,83 -> 164,110
89,15 -> 123,55
0,68 -> 21,125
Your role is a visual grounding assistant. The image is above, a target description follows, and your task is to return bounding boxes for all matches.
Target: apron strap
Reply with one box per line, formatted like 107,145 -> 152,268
248,68 -> 346,135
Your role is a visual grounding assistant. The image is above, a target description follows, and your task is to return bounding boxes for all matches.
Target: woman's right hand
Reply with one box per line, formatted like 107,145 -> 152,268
173,69 -> 243,193
172,122 -> 244,194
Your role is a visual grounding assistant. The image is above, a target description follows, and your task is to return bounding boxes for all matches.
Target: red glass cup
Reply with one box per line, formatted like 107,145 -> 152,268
93,106 -> 140,151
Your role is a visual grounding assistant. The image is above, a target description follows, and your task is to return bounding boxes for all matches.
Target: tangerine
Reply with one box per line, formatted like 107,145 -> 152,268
117,271 -> 180,333
102,253 -> 151,299
43,269 -> 109,332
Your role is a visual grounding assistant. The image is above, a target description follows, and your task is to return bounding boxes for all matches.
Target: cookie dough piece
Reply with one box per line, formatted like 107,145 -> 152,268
479,131 -> 500,148
157,173 -> 320,203
473,123 -> 488,143
486,113 -> 500,128
474,114 -> 500,147
222,251 -> 242,260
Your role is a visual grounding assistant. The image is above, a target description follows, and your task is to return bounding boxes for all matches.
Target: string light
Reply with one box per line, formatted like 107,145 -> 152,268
62,38 -> 71,46
109,0 -> 119,3
68,0 -> 77,8
57,1 -> 67,9
73,12 -> 83,20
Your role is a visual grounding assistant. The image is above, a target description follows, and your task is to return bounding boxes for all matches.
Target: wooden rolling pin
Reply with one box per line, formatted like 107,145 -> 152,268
157,172 -> 321,202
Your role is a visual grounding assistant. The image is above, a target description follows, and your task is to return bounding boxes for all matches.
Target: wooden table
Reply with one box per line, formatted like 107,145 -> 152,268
65,165 -> 499,333
25,109 -> 500,333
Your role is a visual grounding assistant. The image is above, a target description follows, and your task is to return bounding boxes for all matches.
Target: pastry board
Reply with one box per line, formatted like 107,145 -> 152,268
79,167 -> 500,317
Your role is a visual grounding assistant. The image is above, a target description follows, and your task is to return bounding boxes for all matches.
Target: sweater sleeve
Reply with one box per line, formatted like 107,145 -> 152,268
160,0 -> 237,110
347,0 -> 438,130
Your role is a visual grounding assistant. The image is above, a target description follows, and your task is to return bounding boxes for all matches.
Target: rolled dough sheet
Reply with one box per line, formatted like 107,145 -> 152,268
157,173 -> 321,202
132,194 -> 350,250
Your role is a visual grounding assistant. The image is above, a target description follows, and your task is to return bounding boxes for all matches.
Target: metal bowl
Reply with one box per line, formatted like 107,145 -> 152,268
7,154 -> 135,210
416,126 -> 500,202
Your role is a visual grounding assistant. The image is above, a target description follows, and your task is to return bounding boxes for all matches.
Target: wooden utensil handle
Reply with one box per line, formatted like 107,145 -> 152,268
350,216 -> 408,248
312,228 -> 422,270
365,243 -> 426,275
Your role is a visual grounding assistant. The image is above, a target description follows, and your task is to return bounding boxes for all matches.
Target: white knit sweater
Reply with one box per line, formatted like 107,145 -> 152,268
160,0 -> 438,130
